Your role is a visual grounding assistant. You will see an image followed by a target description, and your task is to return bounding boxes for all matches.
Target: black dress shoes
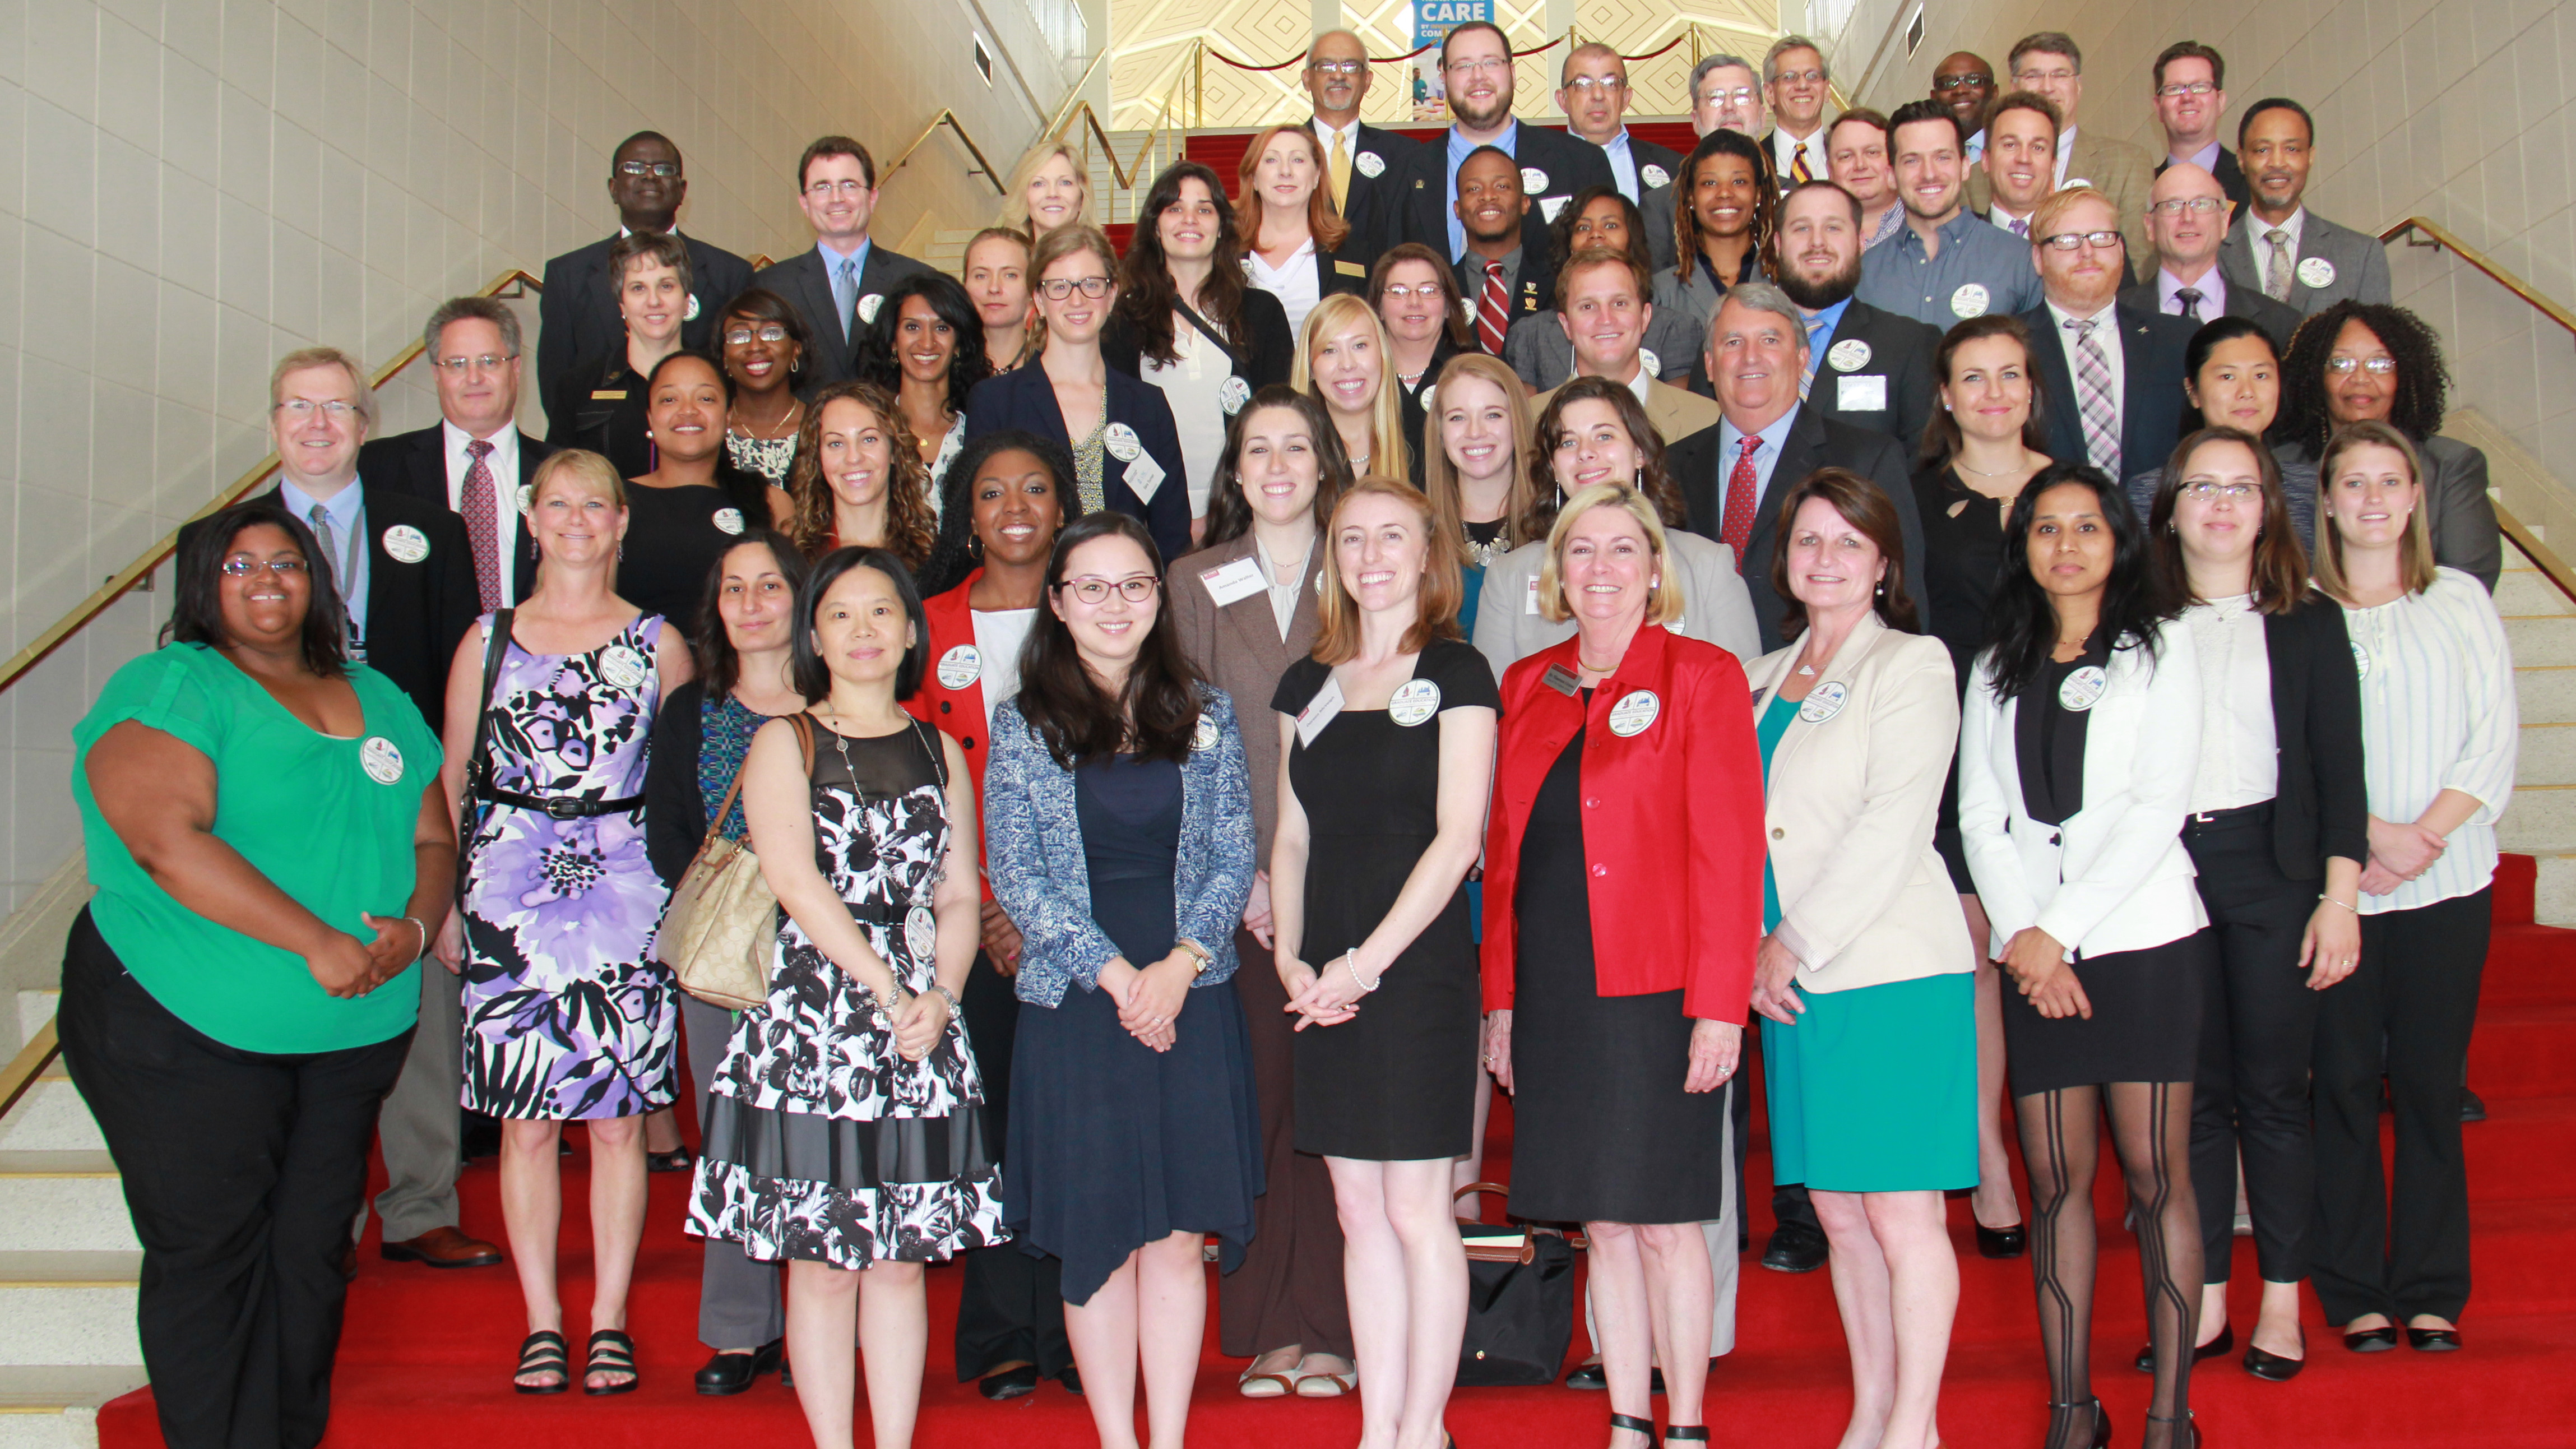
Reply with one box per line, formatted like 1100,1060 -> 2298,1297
1565,1362 -> 1665,1393
2343,1323 -> 2399,1353
2407,1325 -> 2462,1351
1760,1224 -> 1828,1274
2133,1323 -> 2231,1373
2243,1332 -> 2305,1381
1057,1366 -> 1083,1395
647,1145 -> 697,1174
694,1338 -> 784,1396
2460,1089 -> 2487,1123
1974,1223 -> 2026,1259
979,1364 -> 1040,1401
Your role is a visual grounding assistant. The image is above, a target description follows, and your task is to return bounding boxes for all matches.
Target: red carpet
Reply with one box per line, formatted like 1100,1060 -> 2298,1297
102,857 -> 2576,1446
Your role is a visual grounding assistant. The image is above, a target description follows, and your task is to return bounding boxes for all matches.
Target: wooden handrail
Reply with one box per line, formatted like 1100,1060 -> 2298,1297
2381,215 -> 2576,340
886,110 -> 1008,196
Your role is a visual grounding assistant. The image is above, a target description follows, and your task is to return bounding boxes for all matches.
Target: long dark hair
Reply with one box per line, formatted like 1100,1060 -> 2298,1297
785,380 -> 939,568
1526,376 -> 1685,541
1980,462 -> 2174,699
1548,185 -> 1656,280
2146,426 -> 2310,613
1919,313 -> 2050,466
1672,129 -> 1777,285
165,497 -> 350,678
789,545 -> 929,702
1117,161 -> 1252,367
692,529 -> 813,695
855,271 -> 994,406
2276,300 -> 2449,455
1201,386 -> 1354,549
917,428 -> 1076,596
1009,511 -> 1205,769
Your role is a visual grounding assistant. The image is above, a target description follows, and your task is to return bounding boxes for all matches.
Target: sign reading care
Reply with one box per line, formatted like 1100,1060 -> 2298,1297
1410,0 -> 1495,120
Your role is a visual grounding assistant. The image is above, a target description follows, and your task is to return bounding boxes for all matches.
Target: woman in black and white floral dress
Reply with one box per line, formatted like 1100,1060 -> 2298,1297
688,545 -> 1006,1449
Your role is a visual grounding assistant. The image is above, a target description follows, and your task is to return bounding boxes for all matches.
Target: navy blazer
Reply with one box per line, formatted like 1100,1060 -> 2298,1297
357,424 -> 553,602
963,362 -> 1194,565
1392,123 -> 1615,266
750,243 -> 935,387
981,686 -> 1255,1007
535,232 -> 753,418
2017,301 -> 2197,484
1309,119 -> 1425,261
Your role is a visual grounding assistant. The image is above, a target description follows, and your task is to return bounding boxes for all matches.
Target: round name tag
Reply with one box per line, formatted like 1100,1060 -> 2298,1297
936,644 -> 981,690
1637,348 -> 1661,378
515,483 -> 534,513
683,293 -> 701,322
1218,375 -> 1252,415
1519,166 -> 1550,196
1388,678 -> 1441,726
1796,681 -> 1848,724
1104,423 -> 1144,462
1641,164 -> 1670,190
1192,715 -> 1220,752
1827,338 -> 1873,373
2297,256 -> 2337,290
2351,640 -> 2371,679
1356,150 -> 1386,178
600,643 -> 651,692
1607,689 -> 1660,737
857,292 -> 885,326
381,524 -> 429,563
905,904 -> 938,965
1950,283 -> 1990,319
712,507 -> 745,535
360,736 -> 404,784
2058,664 -> 2109,712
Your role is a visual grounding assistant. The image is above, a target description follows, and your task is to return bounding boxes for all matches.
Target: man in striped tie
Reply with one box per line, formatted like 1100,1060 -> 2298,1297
1449,147 -> 1554,355
1760,37 -> 1835,192
2016,186 -> 2195,484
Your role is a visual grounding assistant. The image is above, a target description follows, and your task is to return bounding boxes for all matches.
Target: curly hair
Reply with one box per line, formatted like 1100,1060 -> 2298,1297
915,427 -> 1077,598
1116,161 -> 1254,367
783,381 -> 938,570
1525,375 -> 1687,542
2276,300 -> 2451,456
1672,129 -> 1777,286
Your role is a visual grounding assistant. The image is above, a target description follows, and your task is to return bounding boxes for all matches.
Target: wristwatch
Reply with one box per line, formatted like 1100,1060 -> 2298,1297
1174,938 -> 1214,975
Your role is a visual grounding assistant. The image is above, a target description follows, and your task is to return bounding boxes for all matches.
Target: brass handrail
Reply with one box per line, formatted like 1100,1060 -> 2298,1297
2382,215 -> 2576,340
886,110 -> 1008,196
1039,47 -> 1115,148
0,1017 -> 54,1123
2498,502 -> 2576,605
0,265 -> 542,697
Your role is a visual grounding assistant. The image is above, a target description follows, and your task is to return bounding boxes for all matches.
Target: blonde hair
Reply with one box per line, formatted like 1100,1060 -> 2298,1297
1003,141 -> 1091,237
2311,419 -> 2438,600
2029,184 -> 2116,244
1420,354 -> 1540,553
270,345 -> 377,430
1292,293 -> 1410,485
1234,123 -> 1351,253
528,448 -> 626,511
1312,476 -> 1465,664
1536,482 -> 1685,626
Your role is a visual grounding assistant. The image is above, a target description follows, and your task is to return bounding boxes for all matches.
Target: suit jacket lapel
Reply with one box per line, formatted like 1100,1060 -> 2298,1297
1754,408 -> 1827,562
2032,320 -> 2080,459
1764,613 -> 1884,774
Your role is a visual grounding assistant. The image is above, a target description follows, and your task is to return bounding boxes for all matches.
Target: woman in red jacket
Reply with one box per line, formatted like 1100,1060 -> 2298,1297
1482,482 -> 1766,1449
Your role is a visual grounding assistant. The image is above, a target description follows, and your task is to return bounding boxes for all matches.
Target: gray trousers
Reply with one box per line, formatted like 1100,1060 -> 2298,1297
367,962 -> 464,1243
683,992 -> 786,1349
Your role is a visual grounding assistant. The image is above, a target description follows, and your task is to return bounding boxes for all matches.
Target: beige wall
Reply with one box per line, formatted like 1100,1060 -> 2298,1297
0,0 -> 1082,912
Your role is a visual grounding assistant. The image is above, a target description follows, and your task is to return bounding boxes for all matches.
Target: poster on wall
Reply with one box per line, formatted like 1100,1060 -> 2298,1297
1411,0 -> 1493,120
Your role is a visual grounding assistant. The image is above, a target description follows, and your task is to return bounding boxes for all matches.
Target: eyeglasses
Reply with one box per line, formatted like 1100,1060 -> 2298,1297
219,555 -> 310,577
806,179 -> 872,198
1036,276 -> 1112,300
617,160 -> 680,178
2037,230 -> 2124,251
1933,72 -> 1991,88
274,398 -> 359,419
2012,67 -> 2079,85
1698,86 -> 1758,106
432,354 -> 513,374
1379,283 -> 1447,302
2148,196 -> 2227,215
2326,355 -> 2399,376
2156,81 -> 2218,98
723,325 -> 793,346
2181,480 -> 2258,502
1308,59 -> 1365,76
1060,575 -> 1159,604
1564,76 -> 1626,94
1772,68 -> 1827,85
1444,56 -> 1511,77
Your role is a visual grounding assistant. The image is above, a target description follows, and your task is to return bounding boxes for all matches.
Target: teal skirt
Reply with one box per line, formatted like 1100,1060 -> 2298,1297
1763,971 -> 1978,1193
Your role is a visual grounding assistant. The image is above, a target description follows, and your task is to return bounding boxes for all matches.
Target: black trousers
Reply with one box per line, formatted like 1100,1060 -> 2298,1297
2310,887 -> 2489,1325
57,909 -> 412,1449
2184,813 -> 2323,1284
952,948 -> 1071,1378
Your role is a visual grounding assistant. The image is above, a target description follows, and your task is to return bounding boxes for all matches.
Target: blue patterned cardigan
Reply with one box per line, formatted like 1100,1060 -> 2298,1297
981,683 -> 1256,1008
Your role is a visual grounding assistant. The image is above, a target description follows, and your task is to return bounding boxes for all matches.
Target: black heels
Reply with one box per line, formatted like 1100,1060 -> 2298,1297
1975,1221 -> 2027,1258
2407,1324 -> 2463,1351
1606,1417 -> 1704,1447
1610,1413 -> 1655,1444
2132,1323 -> 2230,1374
2243,1327 -> 2305,1381
2343,1322 -> 2399,1353
2147,1411 -> 2199,1448
2049,1397 -> 2112,1449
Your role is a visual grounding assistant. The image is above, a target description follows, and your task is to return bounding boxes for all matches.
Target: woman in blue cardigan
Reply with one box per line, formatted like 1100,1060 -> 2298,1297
982,509 -> 1261,1449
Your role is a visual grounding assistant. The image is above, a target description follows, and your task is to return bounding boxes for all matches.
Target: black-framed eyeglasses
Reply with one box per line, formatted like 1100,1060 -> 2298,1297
2148,197 -> 2227,216
220,555 -> 311,577
1060,575 -> 1159,604
1037,276 -> 1113,300
617,160 -> 680,178
2037,230 -> 2124,252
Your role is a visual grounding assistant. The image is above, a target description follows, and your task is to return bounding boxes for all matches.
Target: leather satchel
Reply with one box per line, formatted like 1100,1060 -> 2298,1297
660,714 -> 812,1010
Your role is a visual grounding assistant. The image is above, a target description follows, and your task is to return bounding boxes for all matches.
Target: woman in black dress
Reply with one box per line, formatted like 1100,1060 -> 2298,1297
616,351 -> 775,646
1270,478 -> 1498,1445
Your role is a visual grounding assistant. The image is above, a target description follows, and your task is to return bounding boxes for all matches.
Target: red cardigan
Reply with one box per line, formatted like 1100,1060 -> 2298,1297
1479,623 -> 1765,1022
904,570 -> 997,899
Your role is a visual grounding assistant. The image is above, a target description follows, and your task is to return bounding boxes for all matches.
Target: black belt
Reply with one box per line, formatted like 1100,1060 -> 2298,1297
2183,800 -> 2274,835
477,788 -> 645,820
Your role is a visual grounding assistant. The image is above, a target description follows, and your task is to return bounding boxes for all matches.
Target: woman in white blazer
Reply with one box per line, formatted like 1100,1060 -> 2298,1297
1746,469 -> 1977,1449
1958,463 -> 2213,1449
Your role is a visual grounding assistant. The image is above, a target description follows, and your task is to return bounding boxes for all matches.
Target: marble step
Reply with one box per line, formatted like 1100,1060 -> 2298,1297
0,1157 -> 135,1254
0,1255 -> 141,1367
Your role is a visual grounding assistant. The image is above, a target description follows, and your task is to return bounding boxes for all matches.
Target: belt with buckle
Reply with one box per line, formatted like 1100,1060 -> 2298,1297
477,788 -> 646,820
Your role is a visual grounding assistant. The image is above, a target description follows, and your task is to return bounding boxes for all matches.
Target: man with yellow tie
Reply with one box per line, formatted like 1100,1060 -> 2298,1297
1760,36 -> 1836,193
1303,29 -> 1421,266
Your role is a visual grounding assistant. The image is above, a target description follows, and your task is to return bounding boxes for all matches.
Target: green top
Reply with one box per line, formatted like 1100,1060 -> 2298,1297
72,644 -> 444,1054
1756,692 -> 1799,935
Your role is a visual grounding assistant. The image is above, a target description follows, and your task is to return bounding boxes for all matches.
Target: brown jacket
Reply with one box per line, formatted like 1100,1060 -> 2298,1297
1169,531 -> 1325,872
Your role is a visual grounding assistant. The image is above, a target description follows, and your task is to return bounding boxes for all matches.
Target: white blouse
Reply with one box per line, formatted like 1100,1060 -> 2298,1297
2341,567 -> 2519,914
2183,594 -> 2278,814
1246,239 -> 1321,337
1138,314 -> 1229,519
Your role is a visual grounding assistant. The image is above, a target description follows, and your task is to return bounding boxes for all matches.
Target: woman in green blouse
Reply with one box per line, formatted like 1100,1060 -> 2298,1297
62,497 -> 452,1449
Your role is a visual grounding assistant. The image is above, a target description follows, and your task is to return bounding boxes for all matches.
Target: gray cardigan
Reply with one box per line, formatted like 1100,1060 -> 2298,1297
981,684 -> 1257,1007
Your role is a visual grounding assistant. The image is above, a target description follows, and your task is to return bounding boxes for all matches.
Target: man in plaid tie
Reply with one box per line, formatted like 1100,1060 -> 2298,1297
2018,187 -> 2197,484
1450,147 -> 1548,355
1760,37 -> 1835,192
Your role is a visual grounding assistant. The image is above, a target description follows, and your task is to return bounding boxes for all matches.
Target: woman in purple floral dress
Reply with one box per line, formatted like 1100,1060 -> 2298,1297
436,450 -> 691,1397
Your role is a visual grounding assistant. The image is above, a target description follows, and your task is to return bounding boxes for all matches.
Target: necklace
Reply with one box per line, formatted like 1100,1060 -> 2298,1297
732,397 -> 803,442
1577,651 -> 1622,675
1796,663 -> 1815,675
1955,457 -> 2024,479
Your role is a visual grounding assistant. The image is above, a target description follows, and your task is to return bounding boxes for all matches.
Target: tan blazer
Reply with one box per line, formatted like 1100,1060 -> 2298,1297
1169,531 -> 1323,872
1746,613 -> 1976,993
1533,375 -> 1722,451
1966,127 -> 2153,272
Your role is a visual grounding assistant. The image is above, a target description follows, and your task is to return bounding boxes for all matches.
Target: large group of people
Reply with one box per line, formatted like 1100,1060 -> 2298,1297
57,22 -> 2519,1449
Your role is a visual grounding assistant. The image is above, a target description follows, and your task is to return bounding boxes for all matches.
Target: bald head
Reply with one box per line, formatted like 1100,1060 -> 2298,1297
1306,30 -> 1372,124
2146,161 -> 2231,276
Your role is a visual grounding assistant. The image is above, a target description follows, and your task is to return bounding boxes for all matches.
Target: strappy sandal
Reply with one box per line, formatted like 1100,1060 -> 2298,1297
1610,1413 -> 1656,1445
1291,1363 -> 1356,1397
2147,1411 -> 2199,1449
512,1330 -> 569,1395
1665,1428 -> 1709,1445
583,1328 -> 641,1396
1238,1366 -> 1296,1398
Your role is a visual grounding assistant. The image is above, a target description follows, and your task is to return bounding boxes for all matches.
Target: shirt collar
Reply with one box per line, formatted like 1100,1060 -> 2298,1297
2157,266 -> 2225,311
1314,117 -> 1363,147
1800,295 -> 1854,340
1449,119 -> 1518,158
816,235 -> 872,267
2045,296 -> 2118,331
2169,139 -> 2222,172
441,416 -> 516,457
276,475 -> 364,528
1718,405 -> 1798,458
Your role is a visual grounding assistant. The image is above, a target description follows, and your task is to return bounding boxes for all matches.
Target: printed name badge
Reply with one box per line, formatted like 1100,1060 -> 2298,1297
857,293 -> 885,326
936,644 -> 981,690
600,644 -> 650,692
1356,150 -> 1386,178
2351,640 -> 2371,679
1123,453 -> 1167,504
360,736 -> 404,784
2058,664 -> 2109,712
1296,675 -> 1346,747
905,904 -> 937,964
1104,423 -> 1144,462
1542,663 -> 1581,696
381,523 -> 430,563
1419,383 -> 1437,413
1641,164 -> 1671,191
1200,557 -> 1266,607
1607,689 -> 1660,737
1827,339 -> 1873,373
1219,375 -> 1253,415
1837,374 -> 1889,412
1950,284 -> 1990,319
2297,256 -> 2337,290
1523,575 -> 1542,614
515,483 -> 534,513
1388,678 -> 1441,726
1638,347 -> 1661,377
1797,680 -> 1849,724
1539,195 -> 1570,223
684,294 -> 701,322
1519,166 -> 1549,196
1193,714 -> 1221,751
712,507 -> 746,535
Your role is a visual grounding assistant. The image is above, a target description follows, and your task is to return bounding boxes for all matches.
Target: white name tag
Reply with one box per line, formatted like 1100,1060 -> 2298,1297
1797,681 -> 1848,723
1199,556 -> 1266,607
600,644 -> 650,692
1539,195 -> 1569,223
935,644 -> 981,690
1836,373 -> 1888,413
2297,256 -> 2337,289
1295,675 -> 1346,747
1124,453 -> 1166,504
2058,664 -> 2109,712
381,524 -> 429,563
1523,575 -> 1542,614
1607,689 -> 1661,737
1193,715 -> 1220,751
360,736 -> 404,784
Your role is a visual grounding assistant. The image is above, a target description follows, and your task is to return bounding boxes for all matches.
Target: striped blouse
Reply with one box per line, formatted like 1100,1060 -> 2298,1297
2341,567 -> 2519,914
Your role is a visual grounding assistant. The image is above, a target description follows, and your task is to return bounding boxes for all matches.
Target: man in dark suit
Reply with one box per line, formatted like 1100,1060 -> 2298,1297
535,131 -> 753,415
2019,187 -> 2197,483
360,296 -> 557,609
2149,41 -> 2249,214
1556,41 -> 1684,205
750,136 -> 935,388
1393,21 -> 1614,267
1451,147 -> 1556,355
2121,163 -> 2302,349
1303,29 -> 1422,262
1768,181 -> 1941,450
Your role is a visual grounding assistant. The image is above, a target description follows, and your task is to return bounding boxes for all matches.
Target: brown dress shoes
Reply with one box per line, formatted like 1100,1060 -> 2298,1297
380,1225 -> 504,1268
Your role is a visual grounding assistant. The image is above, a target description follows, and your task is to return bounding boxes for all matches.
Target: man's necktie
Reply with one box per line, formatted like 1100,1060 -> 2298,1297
1790,142 -> 1814,186
833,254 -> 860,344
462,439 -> 502,611
2009,216 -> 2029,239
1721,433 -> 1763,571
2264,229 -> 2295,302
2175,287 -> 2204,321
1328,130 -> 1352,216
2066,319 -> 2121,477
1800,319 -> 1828,400
307,503 -> 338,593
1476,261 -> 1509,355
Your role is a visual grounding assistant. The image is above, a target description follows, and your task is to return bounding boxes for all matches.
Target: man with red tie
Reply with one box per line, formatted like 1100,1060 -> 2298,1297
1448,147 -> 1557,356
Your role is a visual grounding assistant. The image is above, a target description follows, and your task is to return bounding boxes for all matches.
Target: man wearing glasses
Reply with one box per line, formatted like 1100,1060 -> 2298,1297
752,135 -> 934,387
536,132 -> 753,412
1759,36 -> 1836,193
1556,42 -> 1682,206
1641,53 -> 1767,271
2216,99 -> 2392,315
1929,52 -> 1996,163
2119,164 -> 2302,348
2149,41 -> 2250,215
1303,29 -> 1422,261
1967,34 -> 2150,277
2015,187 -> 2194,483
1393,21 -> 1613,267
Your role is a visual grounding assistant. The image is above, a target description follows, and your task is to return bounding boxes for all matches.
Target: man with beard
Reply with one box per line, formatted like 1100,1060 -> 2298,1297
1977,91 -> 2061,239
1769,182 -> 1939,449
1556,42 -> 1683,205
1856,101 -> 2043,330
1452,147 -> 1556,352
2216,98 -> 2390,314
1641,53 -> 1767,272
2017,186 -> 2195,482
2121,163 -> 2301,348
1396,21 -> 1613,264
1931,52 -> 1998,163
1305,29 -> 1424,262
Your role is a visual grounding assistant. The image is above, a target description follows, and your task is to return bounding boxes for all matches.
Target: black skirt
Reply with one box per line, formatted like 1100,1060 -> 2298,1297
2000,930 -> 2212,1095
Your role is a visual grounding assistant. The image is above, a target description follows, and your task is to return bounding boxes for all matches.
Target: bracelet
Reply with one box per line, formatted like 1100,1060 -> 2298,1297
401,915 -> 428,962
1340,948 -> 1381,993
2316,894 -> 2359,915
928,983 -> 960,1012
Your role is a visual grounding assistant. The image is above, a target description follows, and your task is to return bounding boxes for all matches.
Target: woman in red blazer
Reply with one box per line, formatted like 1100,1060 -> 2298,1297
1481,483 -> 1764,1449
902,427 -> 1075,1402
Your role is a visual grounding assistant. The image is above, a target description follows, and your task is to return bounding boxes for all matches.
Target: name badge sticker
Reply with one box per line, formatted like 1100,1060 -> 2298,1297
1607,689 -> 1660,737
2351,640 -> 2371,679
712,507 -> 745,535
600,644 -> 651,692
2058,664 -> 2109,712
1199,557 -> 1266,607
1296,675 -> 1346,747
1123,453 -> 1167,504
1641,164 -> 1671,190
515,483 -> 534,513
1219,375 -> 1253,415
360,736 -> 404,784
1519,166 -> 1549,196
1836,373 -> 1889,412
1797,681 -> 1849,724
1104,423 -> 1144,462
857,293 -> 885,326
904,904 -> 937,963
1950,283 -> 1990,319
1388,678 -> 1441,726
1827,338 -> 1873,372
1192,714 -> 1221,751
381,524 -> 429,563
2297,256 -> 2337,289
935,644 -> 981,690
1356,150 -> 1386,178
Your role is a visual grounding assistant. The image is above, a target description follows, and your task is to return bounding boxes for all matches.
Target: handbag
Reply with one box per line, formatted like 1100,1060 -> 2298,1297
659,712 -> 813,1010
453,608 -> 515,907
1452,1182 -> 1576,1387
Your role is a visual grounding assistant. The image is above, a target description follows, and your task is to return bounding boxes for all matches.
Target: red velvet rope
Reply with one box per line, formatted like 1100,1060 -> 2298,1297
1203,29 -> 1693,73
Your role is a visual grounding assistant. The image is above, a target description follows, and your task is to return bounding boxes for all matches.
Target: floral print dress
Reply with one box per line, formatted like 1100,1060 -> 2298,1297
458,613 -> 679,1121
688,718 -> 1007,1269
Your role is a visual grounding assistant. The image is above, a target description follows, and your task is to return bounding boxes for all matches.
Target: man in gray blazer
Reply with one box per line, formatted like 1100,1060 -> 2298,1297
750,136 -> 934,387
2217,99 -> 2391,316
